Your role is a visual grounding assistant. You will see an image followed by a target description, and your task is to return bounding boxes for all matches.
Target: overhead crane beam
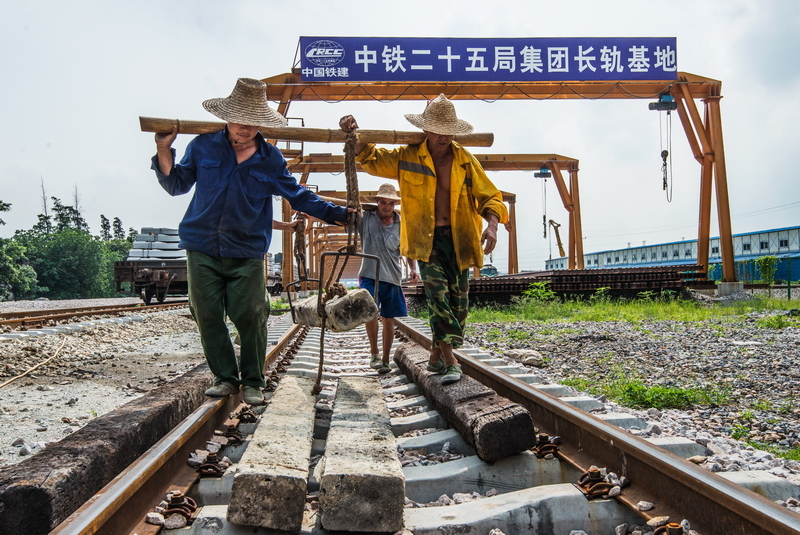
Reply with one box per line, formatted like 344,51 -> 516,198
265,70 -> 735,283
261,71 -> 722,102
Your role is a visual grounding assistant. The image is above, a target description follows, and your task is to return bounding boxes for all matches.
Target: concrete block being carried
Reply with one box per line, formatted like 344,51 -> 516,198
292,288 -> 378,332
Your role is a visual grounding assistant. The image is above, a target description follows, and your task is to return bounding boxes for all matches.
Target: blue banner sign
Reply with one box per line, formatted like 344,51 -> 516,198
299,37 -> 678,83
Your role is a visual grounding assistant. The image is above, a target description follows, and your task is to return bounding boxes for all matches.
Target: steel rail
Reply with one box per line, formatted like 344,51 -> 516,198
394,317 -> 800,535
46,317 -> 799,535
0,301 -> 188,328
49,395 -> 238,535
49,322 -> 304,535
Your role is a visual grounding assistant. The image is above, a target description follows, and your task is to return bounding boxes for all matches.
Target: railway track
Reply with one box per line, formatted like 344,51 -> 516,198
403,265 -> 717,300
46,314 -> 800,535
0,301 -> 189,330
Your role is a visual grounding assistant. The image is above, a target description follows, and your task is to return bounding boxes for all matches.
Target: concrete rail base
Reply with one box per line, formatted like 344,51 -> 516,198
404,483 -> 639,535
319,377 -> 405,532
226,376 -> 317,531
404,452 -> 579,504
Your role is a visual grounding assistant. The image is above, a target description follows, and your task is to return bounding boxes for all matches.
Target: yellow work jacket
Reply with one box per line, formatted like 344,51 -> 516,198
357,141 -> 508,271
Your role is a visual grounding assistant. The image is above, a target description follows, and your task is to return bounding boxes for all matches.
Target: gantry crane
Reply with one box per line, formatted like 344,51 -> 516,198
261,70 -> 737,284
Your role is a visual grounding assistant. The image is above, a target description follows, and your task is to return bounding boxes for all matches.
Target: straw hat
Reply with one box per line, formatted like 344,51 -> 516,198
202,78 -> 288,128
366,183 -> 401,203
404,93 -> 474,135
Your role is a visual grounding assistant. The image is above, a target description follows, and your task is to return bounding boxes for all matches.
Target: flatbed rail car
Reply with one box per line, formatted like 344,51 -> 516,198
113,259 -> 189,305
114,259 -> 284,305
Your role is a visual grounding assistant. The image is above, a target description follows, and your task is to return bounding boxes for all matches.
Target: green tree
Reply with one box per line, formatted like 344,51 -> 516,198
0,201 -> 40,299
0,200 -> 10,226
31,213 -> 53,235
112,217 -> 125,240
100,215 -> 112,241
51,197 -> 89,232
106,237 -> 132,259
14,228 -> 118,299
0,238 -> 40,300
755,255 -> 779,297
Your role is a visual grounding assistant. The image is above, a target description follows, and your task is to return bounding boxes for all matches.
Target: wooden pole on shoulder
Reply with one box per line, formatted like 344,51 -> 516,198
139,117 -> 494,147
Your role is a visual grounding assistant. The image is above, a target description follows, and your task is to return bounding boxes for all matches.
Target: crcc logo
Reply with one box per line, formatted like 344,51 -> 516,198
305,40 -> 345,67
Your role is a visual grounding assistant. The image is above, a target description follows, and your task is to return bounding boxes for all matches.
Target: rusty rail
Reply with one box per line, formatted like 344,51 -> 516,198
49,323 -> 304,535
394,318 -> 800,535
0,301 -> 188,329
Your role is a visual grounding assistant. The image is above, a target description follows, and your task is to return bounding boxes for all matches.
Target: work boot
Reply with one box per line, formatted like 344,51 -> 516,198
441,365 -> 463,385
426,359 -> 446,374
369,355 -> 383,369
377,360 -> 392,374
205,381 -> 239,397
242,385 -> 265,406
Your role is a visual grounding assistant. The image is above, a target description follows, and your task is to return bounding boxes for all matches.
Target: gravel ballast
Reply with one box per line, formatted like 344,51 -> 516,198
464,300 -> 800,510
1,296 -> 798,514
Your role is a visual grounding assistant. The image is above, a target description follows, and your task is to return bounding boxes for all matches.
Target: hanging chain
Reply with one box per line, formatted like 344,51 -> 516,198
323,132 -> 363,290
293,214 -> 308,281
659,110 -> 674,203
542,176 -> 552,259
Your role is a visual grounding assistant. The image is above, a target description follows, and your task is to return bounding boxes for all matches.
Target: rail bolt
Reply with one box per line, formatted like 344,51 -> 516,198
197,451 -> 225,477
577,467 -> 616,498
653,523 -> 683,535
578,467 -> 603,486
238,408 -> 258,423
224,425 -> 243,445
163,491 -> 198,517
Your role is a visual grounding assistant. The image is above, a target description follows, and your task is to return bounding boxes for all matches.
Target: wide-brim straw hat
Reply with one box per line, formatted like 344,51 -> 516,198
202,78 -> 288,128
404,93 -> 473,136
365,183 -> 401,203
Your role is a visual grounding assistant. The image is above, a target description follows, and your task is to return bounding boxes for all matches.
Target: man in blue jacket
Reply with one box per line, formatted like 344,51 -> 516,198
153,78 -> 349,405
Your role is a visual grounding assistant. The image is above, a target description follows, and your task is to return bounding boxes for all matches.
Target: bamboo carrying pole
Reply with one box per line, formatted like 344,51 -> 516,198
139,117 -> 494,147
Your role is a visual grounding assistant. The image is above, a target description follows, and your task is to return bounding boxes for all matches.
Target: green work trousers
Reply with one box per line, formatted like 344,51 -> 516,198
187,251 -> 269,388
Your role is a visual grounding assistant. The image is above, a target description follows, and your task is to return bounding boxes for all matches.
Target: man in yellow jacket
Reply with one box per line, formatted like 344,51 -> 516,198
340,94 -> 508,384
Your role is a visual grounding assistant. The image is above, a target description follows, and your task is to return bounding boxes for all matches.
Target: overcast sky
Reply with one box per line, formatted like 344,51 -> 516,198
1,0 -> 798,272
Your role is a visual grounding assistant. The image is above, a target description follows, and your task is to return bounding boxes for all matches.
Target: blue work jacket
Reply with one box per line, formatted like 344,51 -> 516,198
153,129 -> 347,259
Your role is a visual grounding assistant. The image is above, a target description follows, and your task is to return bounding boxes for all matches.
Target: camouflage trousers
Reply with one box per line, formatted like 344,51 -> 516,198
419,228 -> 469,348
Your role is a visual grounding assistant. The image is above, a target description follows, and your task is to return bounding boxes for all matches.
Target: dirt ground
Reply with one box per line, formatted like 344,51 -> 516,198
0,308 -> 205,465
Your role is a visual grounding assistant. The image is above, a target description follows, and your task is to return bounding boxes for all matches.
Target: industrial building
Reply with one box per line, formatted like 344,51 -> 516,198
545,225 -> 800,282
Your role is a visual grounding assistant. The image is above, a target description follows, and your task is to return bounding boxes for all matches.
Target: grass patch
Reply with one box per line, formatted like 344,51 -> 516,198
756,314 -> 799,329
743,441 -> 800,462
562,368 -> 729,410
454,289 -> 800,324
729,425 -> 800,460
751,399 -> 774,411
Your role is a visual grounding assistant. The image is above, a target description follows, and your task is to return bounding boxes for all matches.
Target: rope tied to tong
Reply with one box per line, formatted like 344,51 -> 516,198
311,131 -> 362,396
